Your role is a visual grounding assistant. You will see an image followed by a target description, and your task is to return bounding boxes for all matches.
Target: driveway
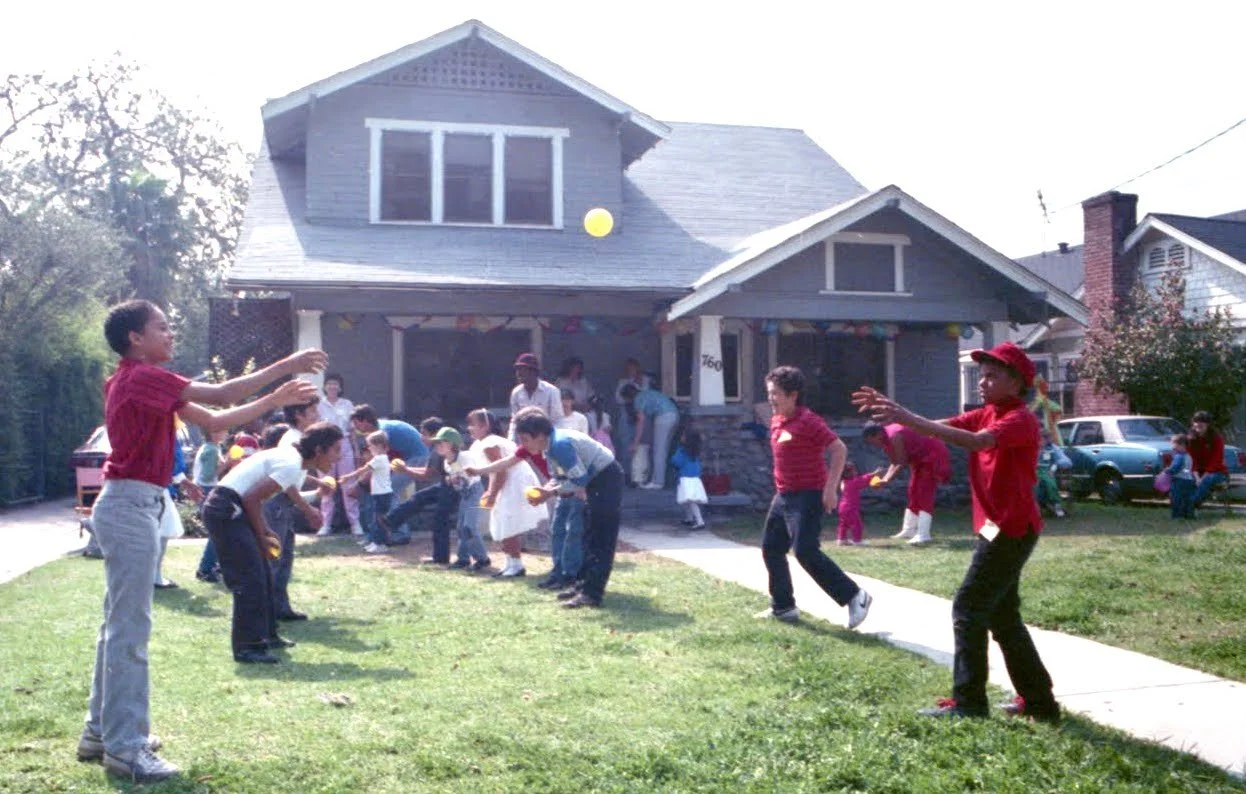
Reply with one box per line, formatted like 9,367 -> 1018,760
0,498 -> 92,583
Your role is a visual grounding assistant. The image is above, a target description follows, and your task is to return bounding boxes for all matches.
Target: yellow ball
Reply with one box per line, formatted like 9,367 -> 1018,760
228,445 -> 245,460
525,487 -> 543,501
389,458 -> 404,471
584,207 -> 614,238
870,476 -> 883,488
322,476 -> 336,491
267,540 -> 282,559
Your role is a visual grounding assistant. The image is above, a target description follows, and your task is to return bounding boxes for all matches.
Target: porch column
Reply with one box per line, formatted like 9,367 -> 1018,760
391,327 -> 404,415
295,310 -> 324,389
696,315 -> 726,406
982,321 -> 1011,350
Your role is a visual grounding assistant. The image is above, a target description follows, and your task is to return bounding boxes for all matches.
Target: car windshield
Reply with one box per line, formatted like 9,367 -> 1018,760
1118,418 -> 1185,441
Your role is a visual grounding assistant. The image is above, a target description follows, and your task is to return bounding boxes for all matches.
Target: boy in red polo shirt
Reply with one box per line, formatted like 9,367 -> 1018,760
756,366 -> 872,630
853,342 -> 1059,723
82,300 -> 324,783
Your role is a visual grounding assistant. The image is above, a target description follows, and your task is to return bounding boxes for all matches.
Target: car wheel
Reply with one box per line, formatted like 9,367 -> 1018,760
1097,470 -> 1125,505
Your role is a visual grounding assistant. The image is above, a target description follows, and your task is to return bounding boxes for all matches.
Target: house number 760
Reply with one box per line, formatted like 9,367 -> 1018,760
701,354 -> 722,372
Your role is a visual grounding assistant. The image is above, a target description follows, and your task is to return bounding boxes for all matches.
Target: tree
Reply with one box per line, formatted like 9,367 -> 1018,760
0,59 -> 250,373
1079,271 -> 1246,430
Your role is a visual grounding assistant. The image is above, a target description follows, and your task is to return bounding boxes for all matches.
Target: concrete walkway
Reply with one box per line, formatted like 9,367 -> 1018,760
621,523 -> 1246,779
0,499 -> 93,584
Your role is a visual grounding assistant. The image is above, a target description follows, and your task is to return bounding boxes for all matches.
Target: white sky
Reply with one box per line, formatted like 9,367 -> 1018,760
3,0 -> 1243,257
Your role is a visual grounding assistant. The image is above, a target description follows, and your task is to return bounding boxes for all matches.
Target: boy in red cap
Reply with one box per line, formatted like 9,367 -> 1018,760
852,341 -> 1059,724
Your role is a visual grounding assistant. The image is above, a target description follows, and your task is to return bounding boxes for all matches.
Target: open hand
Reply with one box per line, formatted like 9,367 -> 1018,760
850,386 -> 916,426
272,378 -> 319,407
822,488 -> 839,513
286,349 -> 328,375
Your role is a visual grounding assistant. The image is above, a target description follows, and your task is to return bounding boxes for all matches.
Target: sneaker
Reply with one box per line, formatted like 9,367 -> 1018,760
153,579 -> 178,590
447,558 -> 471,569
754,606 -> 800,623
194,570 -> 220,584
556,585 -> 582,601
355,536 -> 369,546
537,576 -> 565,590
847,589 -> 872,630
350,523 -> 365,536
315,527 -> 333,537
78,732 -> 161,763
690,522 -> 706,530
234,649 -> 280,664
562,592 -> 601,609
999,695 -> 1061,725
266,635 -> 296,649
470,558 -> 492,572
495,565 -> 526,578
1054,506 -> 1066,518
639,482 -> 663,490
679,519 -> 697,527
364,543 -> 389,554
275,610 -> 308,622
102,748 -> 180,783
836,539 -> 849,546
919,698 -> 987,719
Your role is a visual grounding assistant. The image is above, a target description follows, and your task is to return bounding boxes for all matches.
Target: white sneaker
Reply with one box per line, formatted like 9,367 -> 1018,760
350,523 -> 365,536
754,606 -> 800,622
103,748 -> 179,783
315,527 -> 333,537
1054,506 -> 1066,518
847,589 -> 872,630
640,482 -> 664,490
364,543 -> 389,553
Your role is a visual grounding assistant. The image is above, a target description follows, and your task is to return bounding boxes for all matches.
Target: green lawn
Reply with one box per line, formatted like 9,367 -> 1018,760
1,539 -> 1243,792
719,502 -> 1246,681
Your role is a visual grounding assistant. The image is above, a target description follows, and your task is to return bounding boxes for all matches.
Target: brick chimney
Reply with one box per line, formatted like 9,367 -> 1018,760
1075,191 -> 1137,415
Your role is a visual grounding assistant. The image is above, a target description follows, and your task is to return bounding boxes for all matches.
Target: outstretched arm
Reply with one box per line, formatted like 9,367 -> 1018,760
852,386 -> 995,452
465,453 -> 523,478
178,379 -> 320,434
181,349 -> 327,407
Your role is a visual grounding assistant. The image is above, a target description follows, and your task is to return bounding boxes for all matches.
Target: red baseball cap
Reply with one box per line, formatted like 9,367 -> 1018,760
513,352 -> 540,370
970,342 -> 1037,389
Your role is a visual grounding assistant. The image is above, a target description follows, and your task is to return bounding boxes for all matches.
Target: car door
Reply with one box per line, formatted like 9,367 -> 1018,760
1065,420 -> 1106,494
1059,421 -> 1091,494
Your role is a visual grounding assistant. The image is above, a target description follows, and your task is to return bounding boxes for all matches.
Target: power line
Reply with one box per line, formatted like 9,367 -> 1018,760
1041,113 -> 1246,218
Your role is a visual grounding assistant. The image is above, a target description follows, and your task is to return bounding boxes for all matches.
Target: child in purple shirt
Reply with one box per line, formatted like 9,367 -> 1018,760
837,463 -> 880,545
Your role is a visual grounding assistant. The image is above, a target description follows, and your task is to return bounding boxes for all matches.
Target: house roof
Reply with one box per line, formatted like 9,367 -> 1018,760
227,122 -> 866,292
1013,243 -> 1084,296
665,185 -> 1089,324
261,19 -> 668,165
1122,213 -> 1246,277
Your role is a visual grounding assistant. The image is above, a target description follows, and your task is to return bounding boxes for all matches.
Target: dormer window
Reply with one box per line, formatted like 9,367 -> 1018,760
822,232 -> 911,295
368,119 -> 566,228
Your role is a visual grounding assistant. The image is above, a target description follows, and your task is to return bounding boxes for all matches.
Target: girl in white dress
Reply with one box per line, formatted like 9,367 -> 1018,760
317,374 -> 363,534
465,409 -> 547,577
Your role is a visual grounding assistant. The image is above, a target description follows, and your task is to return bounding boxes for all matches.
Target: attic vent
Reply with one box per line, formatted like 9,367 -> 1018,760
380,41 -> 570,96
1167,243 -> 1186,269
1147,246 -> 1166,269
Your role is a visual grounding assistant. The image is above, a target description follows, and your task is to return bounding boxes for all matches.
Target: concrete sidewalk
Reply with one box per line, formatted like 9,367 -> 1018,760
0,499 -> 93,584
621,524 -> 1246,779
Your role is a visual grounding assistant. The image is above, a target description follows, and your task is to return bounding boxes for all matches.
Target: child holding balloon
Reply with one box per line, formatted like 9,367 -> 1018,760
339,430 -> 396,553
836,462 -> 882,545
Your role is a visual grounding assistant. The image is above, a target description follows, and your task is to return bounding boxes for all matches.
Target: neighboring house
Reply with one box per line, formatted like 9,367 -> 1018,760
958,197 -> 1246,429
223,18 -> 1084,441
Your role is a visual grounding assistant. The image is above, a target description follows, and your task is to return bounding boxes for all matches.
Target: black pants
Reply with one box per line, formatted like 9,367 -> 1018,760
386,482 -> 460,563
952,530 -> 1055,714
263,493 -> 298,615
202,488 -> 277,654
761,490 -> 860,610
579,462 -> 624,601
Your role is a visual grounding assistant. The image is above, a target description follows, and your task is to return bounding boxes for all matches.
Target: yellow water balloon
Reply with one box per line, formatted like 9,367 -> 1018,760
389,458 -> 404,471
584,207 -> 614,238
228,445 -> 245,460
322,476 -> 337,491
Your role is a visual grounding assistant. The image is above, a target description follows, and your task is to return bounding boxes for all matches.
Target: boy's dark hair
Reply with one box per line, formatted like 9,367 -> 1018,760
103,300 -> 159,355
283,396 -> 321,426
419,416 -> 446,435
323,373 -> 345,393
560,388 -> 576,402
765,366 -> 806,404
468,408 -> 505,437
861,421 -> 886,441
682,427 -> 702,459
350,404 -> 379,427
513,408 -> 554,439
296,422 -> 344,461
260,423 -> 291,450
1171,434 -> 1190,448
619,383 -> 639,401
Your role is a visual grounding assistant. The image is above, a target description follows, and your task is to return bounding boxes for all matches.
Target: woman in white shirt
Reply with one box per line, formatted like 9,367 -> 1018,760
317,374 -> 363,534
200,422 -> 343,664
555,357 -> 595,412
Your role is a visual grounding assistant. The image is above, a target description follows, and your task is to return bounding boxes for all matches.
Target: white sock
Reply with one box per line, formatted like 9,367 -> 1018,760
688,503 -> 704,525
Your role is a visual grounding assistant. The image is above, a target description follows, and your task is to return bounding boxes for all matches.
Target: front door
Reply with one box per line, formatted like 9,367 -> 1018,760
403,328 -> 532,423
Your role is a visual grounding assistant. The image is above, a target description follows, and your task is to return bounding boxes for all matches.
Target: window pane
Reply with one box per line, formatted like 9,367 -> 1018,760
833,243 -> 896,292
380,131 -> 431,221
675,334 -> 693,399
444,133 -> 493,223
505,137 -> 553,225
776,334 -> 885,416
720,333 -> 740,400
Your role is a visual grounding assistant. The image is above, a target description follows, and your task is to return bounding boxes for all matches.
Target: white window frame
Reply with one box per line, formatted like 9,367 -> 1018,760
822,232 -> 913,296
366,118 -> 568,228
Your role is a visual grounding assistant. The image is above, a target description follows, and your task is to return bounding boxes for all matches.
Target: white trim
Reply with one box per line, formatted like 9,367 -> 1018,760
262,19 -> 670,140
825,231 -> 909,292
668,185 -> 1088,324
367,119 -> 567,227
885,339 -> 896,398
695,316 -> 726,406
828,232 -> 911,246
819,290 -> 914,298
295,310 -> 325,389
391,327 -> 404,414
895,243 -> 906,292
1122,216 -> 1246,278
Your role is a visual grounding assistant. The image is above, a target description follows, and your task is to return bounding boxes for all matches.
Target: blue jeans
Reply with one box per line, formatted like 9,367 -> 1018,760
551,495 -> 587,581
202,488 -> 277,655
263,493 -> 299,615
1193,472 -> 1228,506
386,482 -> 459,562
196,538 -> 218,576
579,462 -> 625,601
388,457 -> 428,541
1171,477 -> 1196,518
455,481 -> 489,563
367,493 -> 393,545
761,490 -> 860,611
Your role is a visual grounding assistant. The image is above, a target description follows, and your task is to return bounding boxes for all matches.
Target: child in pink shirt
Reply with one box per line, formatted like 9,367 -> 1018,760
837,463 -> 880,545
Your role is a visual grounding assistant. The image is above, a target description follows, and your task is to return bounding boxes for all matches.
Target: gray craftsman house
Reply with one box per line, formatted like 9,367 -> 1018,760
225,18 -> 1084,470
